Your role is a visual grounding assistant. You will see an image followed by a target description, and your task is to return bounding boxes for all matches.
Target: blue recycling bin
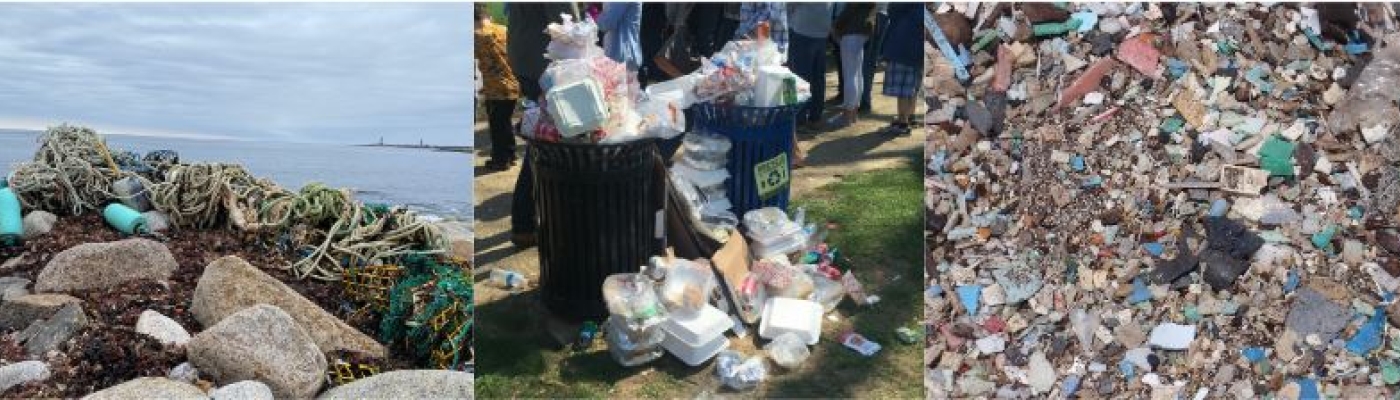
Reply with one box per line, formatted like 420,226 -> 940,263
689,102 -> 803,217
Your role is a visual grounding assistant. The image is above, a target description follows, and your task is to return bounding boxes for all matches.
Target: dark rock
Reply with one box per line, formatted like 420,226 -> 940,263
16,302 -> 88,358
1149,232 -> 1199,285
0,293 -> 80,331
1021,3 -> 1070,23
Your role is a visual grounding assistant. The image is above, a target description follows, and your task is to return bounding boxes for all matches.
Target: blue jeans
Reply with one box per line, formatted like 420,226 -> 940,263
787,33 -> 827,124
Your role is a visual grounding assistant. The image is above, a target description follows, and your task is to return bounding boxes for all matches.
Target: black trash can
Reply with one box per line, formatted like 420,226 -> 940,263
530,139 -> 666,321
689,102 -> 803,218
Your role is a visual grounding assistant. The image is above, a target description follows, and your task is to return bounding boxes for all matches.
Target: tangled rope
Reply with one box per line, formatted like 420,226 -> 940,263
7,125 -> 152,216
9,124 -> 448,282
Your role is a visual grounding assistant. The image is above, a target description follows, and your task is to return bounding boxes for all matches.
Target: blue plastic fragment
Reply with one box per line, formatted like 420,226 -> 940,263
956,285 -> 982,315
1295,378 -> 1321,400
925,10 -> 970,81
1346,42 -> 1369,55
1082,175 -> 1103,188
1312,225 -> 1337,250
1129,277 -> 1152,304
1165,58 -> 1189,79
1070,155 -> 1086,172
1209,199 -> 1229,217
1284,269 -> 1300,293
1242,347 -> 1266,363
1119,359 -> 1135,378
1072,12 -> 1097,32
1062,375 -> 1082,397
1348,206 -> 1363,220
927,284 -> 944,297
1346,309 -> 1386,355
1143,243 -> 1165,257
1245,65 -> 1274,93
1303,28 -> 1331,51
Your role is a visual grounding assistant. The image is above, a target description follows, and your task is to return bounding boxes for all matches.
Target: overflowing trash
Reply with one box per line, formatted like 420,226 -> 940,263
927,2 -> 1400,398
591,203 -> 901,391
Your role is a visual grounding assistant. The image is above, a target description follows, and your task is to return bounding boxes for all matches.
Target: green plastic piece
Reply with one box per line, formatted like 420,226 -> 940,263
1384,361 -> 1400,385
972,30 -> 1000,53
1032,18 -> 1083,37
1160,117 -> 1185,134
1257,135 -> 1297,176
1312,225 -> 1337,250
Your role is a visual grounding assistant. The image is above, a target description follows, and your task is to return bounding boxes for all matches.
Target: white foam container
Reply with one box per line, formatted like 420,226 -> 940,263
659,303 -> 728,346
661,328 -> 729,366
659,304 -> 731,366
545,78 -> 609,137
759,297 -> 823,345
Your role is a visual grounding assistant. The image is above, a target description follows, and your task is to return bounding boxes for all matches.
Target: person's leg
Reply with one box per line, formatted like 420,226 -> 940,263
787,33 -> 824,125
838,34 -> 868,117
860,14 -> 888,113
511,74 -> 543,244
486,99 -> 517,166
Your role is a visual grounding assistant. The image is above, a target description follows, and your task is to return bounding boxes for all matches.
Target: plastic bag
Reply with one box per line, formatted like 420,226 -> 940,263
1329,40 -> 1400,143
654,29 -> 700,78
715,350 -> 767,390
658,258 -> 717,319
635,94 -> 686,140
602,273 -> 669,330
764,332 -> 811,369
545,14 -> 603,61
604,315 -> 665,367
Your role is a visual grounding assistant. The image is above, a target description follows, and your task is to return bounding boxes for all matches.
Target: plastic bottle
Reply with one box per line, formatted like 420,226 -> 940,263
102,203 -> 148,235
490,268 -> 528,290
0,188 -> 21,246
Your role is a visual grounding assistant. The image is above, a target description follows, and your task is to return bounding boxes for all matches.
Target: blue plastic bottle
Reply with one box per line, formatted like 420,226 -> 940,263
103,203 -> 148,235
0,187 -> 21,245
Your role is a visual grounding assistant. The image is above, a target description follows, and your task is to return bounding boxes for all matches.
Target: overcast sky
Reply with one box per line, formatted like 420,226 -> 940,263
0,3 -> 475,145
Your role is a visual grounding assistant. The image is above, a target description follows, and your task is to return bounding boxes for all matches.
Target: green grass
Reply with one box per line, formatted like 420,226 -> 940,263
475,160 -> 924,399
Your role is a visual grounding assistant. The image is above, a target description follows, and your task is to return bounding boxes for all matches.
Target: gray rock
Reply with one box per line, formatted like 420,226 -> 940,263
135,310 -> 191,347
210,380 -> 274,400
35,239 -> 177,292
0,293 -> 81,331
16,302 -> 88,358
317,370 -> 473,400
143,211 -> 171,233
82,377 -> 208,400
190,256 -> 386,358
0,360 -> 50,393
0,277 -> 30,301
186,304 -> 326,399
168,362 -> 199,383
21,211 -> 56,239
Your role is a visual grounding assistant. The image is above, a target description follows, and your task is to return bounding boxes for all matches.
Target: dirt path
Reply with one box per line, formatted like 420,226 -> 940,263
471,71 -> 924,286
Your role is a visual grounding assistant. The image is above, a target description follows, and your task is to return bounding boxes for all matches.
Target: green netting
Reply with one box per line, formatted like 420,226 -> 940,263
374,252 -> 474,369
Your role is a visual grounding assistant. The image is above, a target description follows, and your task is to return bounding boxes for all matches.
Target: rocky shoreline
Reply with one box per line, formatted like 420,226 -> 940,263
0,214 -> 471,398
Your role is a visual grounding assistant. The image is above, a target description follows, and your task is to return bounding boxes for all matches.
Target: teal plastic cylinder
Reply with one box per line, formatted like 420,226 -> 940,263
0,188 -> 20,243
103,203 -> 147,235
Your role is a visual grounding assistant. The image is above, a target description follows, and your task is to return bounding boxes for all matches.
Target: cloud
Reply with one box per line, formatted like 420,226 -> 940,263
0,3 -> 475,145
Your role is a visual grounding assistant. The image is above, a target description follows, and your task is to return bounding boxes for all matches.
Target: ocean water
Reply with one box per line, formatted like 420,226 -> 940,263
0,132 -> 472,220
